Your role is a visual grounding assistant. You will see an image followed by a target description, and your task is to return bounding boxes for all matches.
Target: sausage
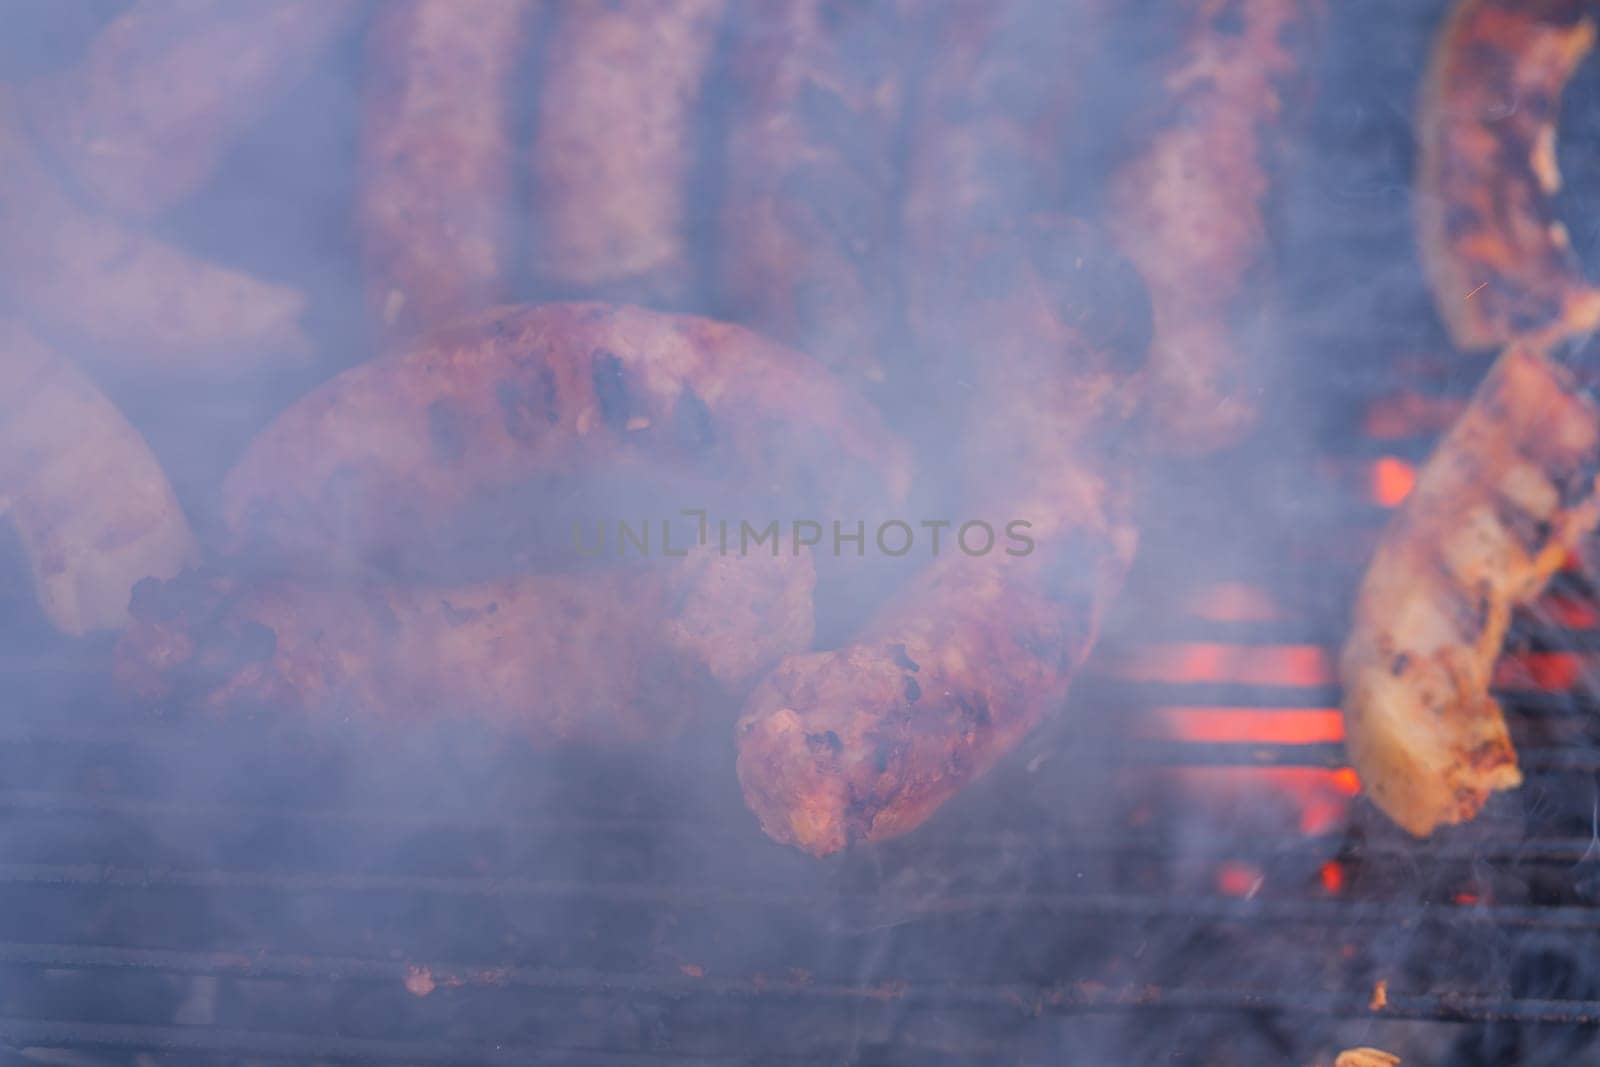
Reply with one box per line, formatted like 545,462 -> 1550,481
220,302 -> 913,572
737,212 -> 1149,852
19,0 -> 361,219
1340,337 -> 1600,836
715,0 -> 914,392
528,0 -> 725,305
901,0 -> 1092,416
0,318 -> 195,634
114,544 -> 813,746
0,92 -> 313,372
359,0 -> 535,342
731,0 -> 1150,855
1415,0 -> 1600,351
1104,0 -> 1321,452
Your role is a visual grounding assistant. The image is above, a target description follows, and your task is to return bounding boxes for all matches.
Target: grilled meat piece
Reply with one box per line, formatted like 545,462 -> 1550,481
731,0 -> 1147,856
737,454 -> 1136,855
359,0 -> 535,342
715,0 -> 914,393
0,91 -> 312,371
0,318 -> 195,634
902,0 -> 1093,421
734,0 -> 1148,856
20,0 -> 361,219
1105,0 -> 1321,452
1416,0 -> 1600,350
116,545 -> 813,746
221,302 -> 912,572
528,0 -> 725,305
738,216 -> 1147,855
1334,1051 -> 1401,1067
1341,340 -> 1600,836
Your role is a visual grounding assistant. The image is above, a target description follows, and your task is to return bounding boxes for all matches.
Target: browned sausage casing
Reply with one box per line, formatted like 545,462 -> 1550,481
529,0 -> 725,305
359,0 -> 535,342
116,544 -> 813,746
734,0 -> 1148,855
716,0 -> 914,391
221,302 -> 912,571
737,220 -> 1146,856
21,0 -> 362,219
1416,0 -> 1600,350
1105,0 -> 1320,453
901,0 -> 1092,412
0,318 -> 195,634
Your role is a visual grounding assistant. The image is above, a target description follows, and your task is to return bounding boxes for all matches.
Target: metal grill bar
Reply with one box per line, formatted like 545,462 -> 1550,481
4,863 -> 1600,932
0,1018 -> 716,1065
2,941 -> 1597,1029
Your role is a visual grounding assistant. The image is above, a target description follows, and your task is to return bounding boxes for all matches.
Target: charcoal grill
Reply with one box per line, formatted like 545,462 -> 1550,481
7,0 -> 1600,1064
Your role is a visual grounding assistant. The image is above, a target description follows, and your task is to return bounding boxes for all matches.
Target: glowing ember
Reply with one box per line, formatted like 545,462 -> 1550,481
403,965 -> 436,997
1370,456 -> 1416,507
1216,861 -> 1264,898
1153,707 -> 1343,744
1111,643 -> 1332,687
1495,652 -> 1584,691
1320,861 -> 1345,894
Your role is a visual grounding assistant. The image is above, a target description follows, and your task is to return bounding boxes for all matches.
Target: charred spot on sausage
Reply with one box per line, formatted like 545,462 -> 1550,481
890,643 -> 920,672
591,349 -> 631,431
672,386 -> 716,451
807,729 -> 844,756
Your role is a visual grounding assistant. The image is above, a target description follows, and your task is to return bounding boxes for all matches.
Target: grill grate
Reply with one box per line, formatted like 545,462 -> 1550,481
6,0 -> 1600,1063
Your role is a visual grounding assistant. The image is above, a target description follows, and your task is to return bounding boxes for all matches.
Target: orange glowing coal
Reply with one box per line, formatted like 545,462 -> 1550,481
1111,642 -> 1332,688
1112,582 -> 1360,844
1371,456 -> 1416,508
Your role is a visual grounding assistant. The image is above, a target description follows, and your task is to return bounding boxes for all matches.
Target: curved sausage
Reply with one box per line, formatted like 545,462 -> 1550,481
0,318 -> 195,634
220,302 -> 913,571
359,0 -> 535,342
115,544 -> 813,746
715,0 -> 914,392
1416,0 -> 1600,351
737,218 -> 1147,855
528,0 -> 725,305
900,0 -> 1093,415
1104,0 -> 1321,453
20,0 -> 361,219
0,92 -> 313,372
1341,338 -> 1600,836
732,0 -> 1149,855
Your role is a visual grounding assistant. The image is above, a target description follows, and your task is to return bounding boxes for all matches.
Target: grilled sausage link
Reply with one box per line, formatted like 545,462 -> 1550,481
0,92 -> 312,372
734,0 -> 1147,855
20,0 -> 361,219
1416,0 -> 1600,350
901,0 -> 1093,418
359,0 -> 535,342
0,319 -> 195,634
1341,339 -> 1600,836
738,194 -> 1147,859
221,302 -> 912,572
528,0 -> 725,305
715,0 -> 914,392
115,545 -> 813,746
1105,0 -> 1320,452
